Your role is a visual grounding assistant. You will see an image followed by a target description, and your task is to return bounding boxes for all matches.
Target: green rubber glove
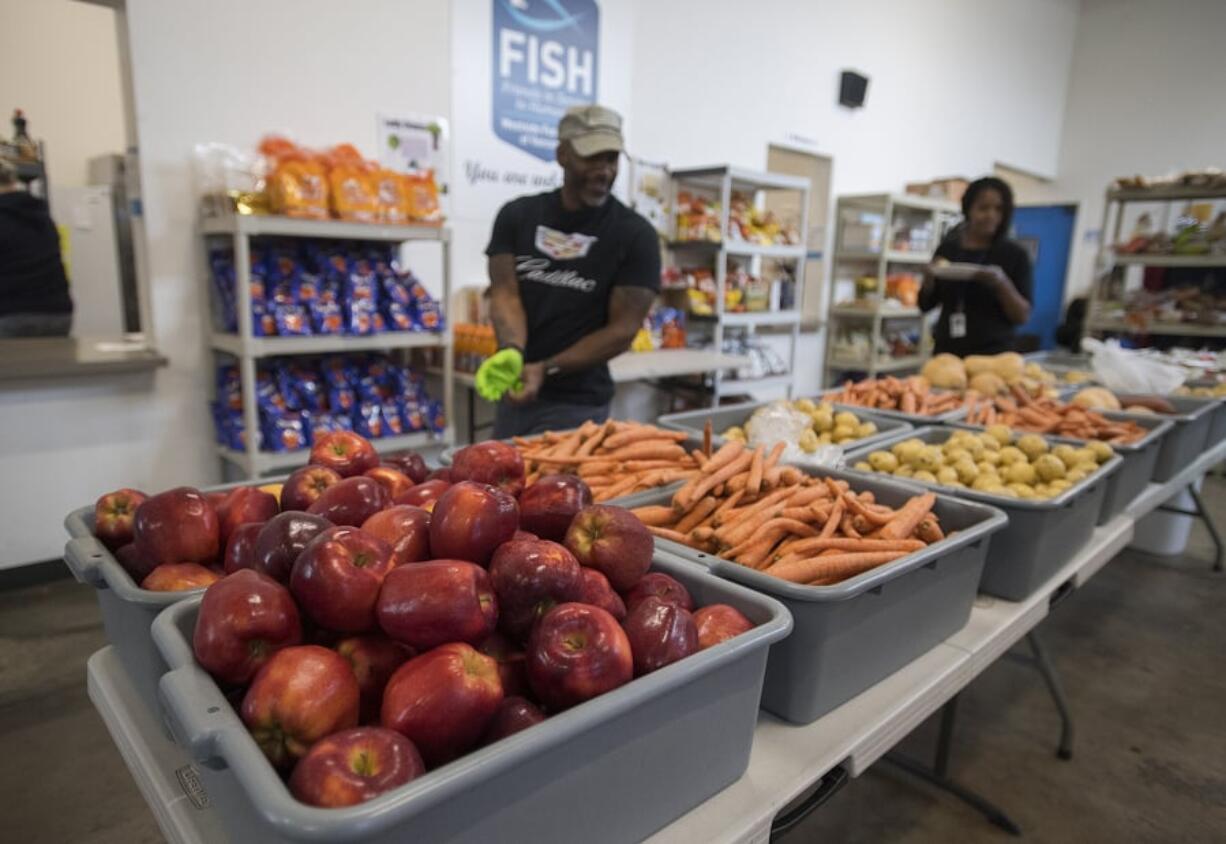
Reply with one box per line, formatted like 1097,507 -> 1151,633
475,347 -> 524,401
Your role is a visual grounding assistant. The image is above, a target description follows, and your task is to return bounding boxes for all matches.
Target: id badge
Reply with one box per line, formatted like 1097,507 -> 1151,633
950,312 -> 967,339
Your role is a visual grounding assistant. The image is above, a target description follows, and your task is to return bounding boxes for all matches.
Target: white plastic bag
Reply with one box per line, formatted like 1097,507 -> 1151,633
1083,337 -> 1186,394
744,401 -> 844,468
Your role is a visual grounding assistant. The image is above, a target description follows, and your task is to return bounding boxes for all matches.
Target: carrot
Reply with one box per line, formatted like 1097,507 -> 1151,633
646,526 -> 690,544
690,449 -> 710,469
842,492 -> 896,526
675,497 -> 720,534
601,429 -> 688,451
878,492 -> 936,541
773,536 -> 925,558
574,421 -> 611,456
747,445 -> 766,496
631,505 -> 678,527
674,448 -> 752,512
819,500 -> 844,539
841,512 -> 861,538
915,514 -> 944,543
765,550 -> 911,584
598,475 -> 641,501
703,420 -> 713,457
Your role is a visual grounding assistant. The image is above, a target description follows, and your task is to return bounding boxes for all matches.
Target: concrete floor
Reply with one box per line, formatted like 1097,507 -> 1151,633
1,480 -> 1224,843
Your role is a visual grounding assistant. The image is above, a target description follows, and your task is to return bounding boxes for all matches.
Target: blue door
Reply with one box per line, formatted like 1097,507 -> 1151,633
1011,204 -> 1077,350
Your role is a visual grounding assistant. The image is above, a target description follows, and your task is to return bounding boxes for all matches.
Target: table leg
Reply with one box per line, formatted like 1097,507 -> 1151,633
1187,483 -> 1223,572
1027,631 -> 1075,760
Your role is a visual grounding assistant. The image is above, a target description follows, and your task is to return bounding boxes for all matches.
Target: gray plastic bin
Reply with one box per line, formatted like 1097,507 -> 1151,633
657,400 -> 911,453
847,427 -> 1119,601
950,416 -> 1171,525
1109,395 -> 1216,482
627,467 -> 1006,724
817,387 -> 971,425
150,554 -> 790,844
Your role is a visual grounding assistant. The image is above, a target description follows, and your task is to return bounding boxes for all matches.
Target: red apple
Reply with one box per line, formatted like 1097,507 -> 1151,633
477,632 -> 529,697
482,696 -> 545,744
427,467 -> 455,483
527,603 -> 632,711
489,539 -> 583,641
383,451 -> 429,484
310,431 -> 379,478
364,465 -> 414,500
513,530 -> 539,541
625,572 -> 694,614
205,490 -> 230,511
361,506 -> 431,566
579,568 -> 626,621
563,505 -> 652,592
336,635 -> 415,724
450,441 -> 526,497
133,487 -> 220,567
193,569 -> 302,686
693,604 -> 754,650
242,645 -> 360,769
380,643 -> 503,767
291,526 -> 395,633
217,486 -> 279,542
429,482 -> 519,566
376,561 -> 498,651
393,479 -> 451,511
93,488 -> 147,549
623,596 -> 699,676
518,475 -> 593,542
289,726 -> 424,808
252,511 -> 333,583
281,465 -> 343,512
222,522 -> 263,574
308,477 -> 391,527
141,563 -> 222,592
114,542 -> 158,584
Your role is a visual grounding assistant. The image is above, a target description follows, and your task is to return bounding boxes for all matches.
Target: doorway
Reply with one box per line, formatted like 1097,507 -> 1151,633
766,145 -> 832,327
1012,204 -> 1077,351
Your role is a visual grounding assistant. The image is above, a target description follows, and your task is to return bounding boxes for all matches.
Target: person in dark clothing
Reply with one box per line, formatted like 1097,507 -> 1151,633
919,177 -> 1031,355
479,104 -> 660,438
0,159 -> 73,337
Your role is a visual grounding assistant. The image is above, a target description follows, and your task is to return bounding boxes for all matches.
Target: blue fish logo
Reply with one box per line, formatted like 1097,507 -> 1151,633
500,0 -> 586,33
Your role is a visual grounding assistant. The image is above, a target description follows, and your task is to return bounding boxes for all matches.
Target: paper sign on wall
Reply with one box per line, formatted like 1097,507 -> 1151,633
491,0 -> 600,162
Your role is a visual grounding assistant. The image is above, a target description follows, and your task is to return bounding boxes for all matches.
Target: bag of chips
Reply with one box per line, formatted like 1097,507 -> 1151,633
402,170 -> 443,223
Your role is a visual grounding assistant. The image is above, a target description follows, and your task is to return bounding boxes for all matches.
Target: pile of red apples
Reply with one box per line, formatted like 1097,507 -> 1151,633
92,432 -> 755,808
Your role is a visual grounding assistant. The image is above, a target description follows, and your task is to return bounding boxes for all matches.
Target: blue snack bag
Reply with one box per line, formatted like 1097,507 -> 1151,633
255,370 -> 287,415
381,398 -> 405,435
262,411 -> 309,453
427,399 -> 447,434
354,400 -> 384,439
399,397 -> 425,432
216,365 -> 242,411
294,365 -> 327,412
311,298 -> 344,334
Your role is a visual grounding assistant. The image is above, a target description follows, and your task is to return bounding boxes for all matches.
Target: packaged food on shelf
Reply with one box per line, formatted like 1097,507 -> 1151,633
211,354 -> 445,454
728,191 -> 800,245
674,190 -> 722,241
208,239 -> 445,338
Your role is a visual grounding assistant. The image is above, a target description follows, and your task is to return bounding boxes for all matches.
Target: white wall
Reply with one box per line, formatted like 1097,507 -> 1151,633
0,0 -> 127,187
1046,0 -> 1226,303
628,0 -> 1080,395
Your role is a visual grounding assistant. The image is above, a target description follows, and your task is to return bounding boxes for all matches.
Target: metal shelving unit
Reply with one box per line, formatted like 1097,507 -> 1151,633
667,165 -> 810,404
1086,184 -> 1226,344
201,214 -> 454,478
824,193 -> 960,382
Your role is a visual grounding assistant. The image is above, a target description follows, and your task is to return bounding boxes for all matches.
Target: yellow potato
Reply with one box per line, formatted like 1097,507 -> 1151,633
853,460 -> 872,472
955,460 -> 980,484
818,432 -> 833,444
1033,453 -> 1067,482
1006,482 -> 1036,499
913,470 -> 939,484
856,421 -> 878,438
868,451 -> 899,472
915,446 -> 944,472
1033,483 -> 1052,497
832,424 -> 858,442
812,410 -> 834,432
798,429 -> 819,453
793,398 -> 818,414
978,432 -> 1002,451
817,401 -> 836,413
936,466 -> 960,485
1052,444 -> 1079,466
834,411 -> 860,428
985,424 -> 1014,446
945,446 -> 973,465
1017,434 -> 1049,460
1087,440 -> 1114,463
892,439 -> 924,460
894,465 -> 915,478
1004,462 -> 1038,485
962,438 -> 986,460
1071,447 -> 1098,467
1064,468 -> 1088,484
998,446 -> 1027,466
1049,479 -> 1073,493
971,475 -> 1000,491
979,450 -> 1002,467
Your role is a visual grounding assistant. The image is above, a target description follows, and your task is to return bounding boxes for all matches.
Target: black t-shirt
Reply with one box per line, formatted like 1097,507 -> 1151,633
0,191 -> 73,317
920,232 -> 1032,355
485,190 -> 660,405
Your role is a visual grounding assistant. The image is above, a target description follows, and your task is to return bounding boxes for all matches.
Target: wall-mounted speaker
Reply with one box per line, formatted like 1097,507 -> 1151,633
839,70 -> 869,109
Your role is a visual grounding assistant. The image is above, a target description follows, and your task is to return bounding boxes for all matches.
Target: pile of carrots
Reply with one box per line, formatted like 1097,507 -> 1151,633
829,376 -> 969,416
964,386 -> 1147,443
513,420 -> 702,502
630,440 -> 946,586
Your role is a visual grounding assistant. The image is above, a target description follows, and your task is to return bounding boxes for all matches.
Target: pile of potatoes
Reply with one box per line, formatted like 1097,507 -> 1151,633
724,399 -> 879,453
920,351 -> 1060,398
852,426 -> 1114,500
